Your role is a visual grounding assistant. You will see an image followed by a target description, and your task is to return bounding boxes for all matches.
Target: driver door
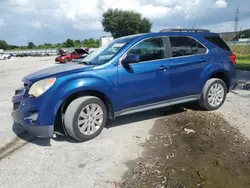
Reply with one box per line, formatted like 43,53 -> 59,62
118,37 -> 171,110
71,51 -> 79,59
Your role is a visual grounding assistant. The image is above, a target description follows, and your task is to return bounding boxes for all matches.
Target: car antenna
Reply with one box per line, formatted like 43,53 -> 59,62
192,20 -> 197,29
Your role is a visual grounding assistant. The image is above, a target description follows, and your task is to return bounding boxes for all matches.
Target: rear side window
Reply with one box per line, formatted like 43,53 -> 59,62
205,36 -> 231,51
169,37 -> 207,57
127,38 -> 164,62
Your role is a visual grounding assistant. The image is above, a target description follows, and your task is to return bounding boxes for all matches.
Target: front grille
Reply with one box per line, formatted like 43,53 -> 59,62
13,102 -> 21,111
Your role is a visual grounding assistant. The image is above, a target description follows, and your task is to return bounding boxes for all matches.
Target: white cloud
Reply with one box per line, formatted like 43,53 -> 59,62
8,0 -> 35,12
0,0 -> 249,45
0,18 -> 4,27
30,20 -> 42,29
203,21 -> 233,32
139,4 -> 169,19
215,0 -> 228,9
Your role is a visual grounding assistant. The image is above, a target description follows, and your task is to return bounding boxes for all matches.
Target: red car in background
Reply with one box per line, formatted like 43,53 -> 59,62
55,48 -> 89,63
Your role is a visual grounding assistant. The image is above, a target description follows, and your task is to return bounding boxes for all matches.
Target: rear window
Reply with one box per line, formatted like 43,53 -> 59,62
169,36 -> 207,57
205,36 -> 231,51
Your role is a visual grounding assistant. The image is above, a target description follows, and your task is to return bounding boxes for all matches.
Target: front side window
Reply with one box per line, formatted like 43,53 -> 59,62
127,38 -> 165,62
169,37 -> 207,57
81,37 -> 135,65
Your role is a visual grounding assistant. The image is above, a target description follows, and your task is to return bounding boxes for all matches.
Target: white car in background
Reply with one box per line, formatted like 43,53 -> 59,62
0,53 -> 10,60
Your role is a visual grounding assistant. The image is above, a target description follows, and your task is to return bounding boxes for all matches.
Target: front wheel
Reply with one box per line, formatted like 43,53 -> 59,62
64,96 -> 107,141
199,78 -> 227,110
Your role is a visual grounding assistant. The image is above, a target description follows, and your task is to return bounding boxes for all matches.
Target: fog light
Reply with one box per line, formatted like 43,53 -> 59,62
24,113 -> 38,122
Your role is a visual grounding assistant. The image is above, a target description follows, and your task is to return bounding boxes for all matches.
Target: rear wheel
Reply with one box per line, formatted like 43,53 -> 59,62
64,58 -> 70,63
64,96 -> 107,141
199,78 -> 227,110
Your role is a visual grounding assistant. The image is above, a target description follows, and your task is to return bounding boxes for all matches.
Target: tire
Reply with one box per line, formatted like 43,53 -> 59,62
64,58 -> 70,63
198,78 -> 227,110
64,96 -> 107,141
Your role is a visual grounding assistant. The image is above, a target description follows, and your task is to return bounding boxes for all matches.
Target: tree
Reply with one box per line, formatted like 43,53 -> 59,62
82,38 -> 100,48
63,39 -> 74,48
9,45 -> 19,49
0,40 -> 9,50
74,40 -> 81,47
102,9 -> 152,38
28,42 -> 36,49
234,28 -> 250,40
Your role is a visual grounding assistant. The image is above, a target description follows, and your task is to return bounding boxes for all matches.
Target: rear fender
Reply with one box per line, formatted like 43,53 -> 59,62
199,61 -> 231,91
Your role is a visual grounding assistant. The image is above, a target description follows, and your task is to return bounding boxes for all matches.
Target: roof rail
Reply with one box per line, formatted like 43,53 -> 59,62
159,28 -> 210,33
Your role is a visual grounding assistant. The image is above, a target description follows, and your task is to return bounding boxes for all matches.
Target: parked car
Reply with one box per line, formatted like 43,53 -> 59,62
55,48 -> 89,63
12,28 -> 236,141
0,53 -> 10,60
72,53 -> 89,63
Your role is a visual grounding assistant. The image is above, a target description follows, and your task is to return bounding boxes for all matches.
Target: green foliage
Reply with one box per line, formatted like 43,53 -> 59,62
234,28 -> 250,40
102,9 -> 152,38
230,45 -> 250,60
0,38 -> 100,50
0,40 -> 9,50
8,45 -> 19,50
74,40 -> 81,47
27,42 -> 36,49
63,39 -> 75,48
82,38 -> 99,47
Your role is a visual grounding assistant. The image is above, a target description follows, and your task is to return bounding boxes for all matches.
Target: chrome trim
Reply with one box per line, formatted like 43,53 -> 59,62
114,95 -> 200,117
118,36 -> 209,66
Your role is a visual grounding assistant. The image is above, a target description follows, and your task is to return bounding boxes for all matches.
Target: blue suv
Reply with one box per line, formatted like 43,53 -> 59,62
12,29 -> 236,141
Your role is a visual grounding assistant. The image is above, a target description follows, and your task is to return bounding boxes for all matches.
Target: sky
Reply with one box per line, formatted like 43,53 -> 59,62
0,0 -> 249,45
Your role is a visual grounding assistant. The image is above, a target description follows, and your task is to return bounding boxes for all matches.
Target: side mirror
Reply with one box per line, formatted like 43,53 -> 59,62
121,54 -> 140,66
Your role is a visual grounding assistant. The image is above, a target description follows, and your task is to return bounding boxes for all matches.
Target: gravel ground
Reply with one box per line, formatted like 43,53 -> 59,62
120,110 -> 250,188
0,57 -> 156,188
0,57 -> 249,188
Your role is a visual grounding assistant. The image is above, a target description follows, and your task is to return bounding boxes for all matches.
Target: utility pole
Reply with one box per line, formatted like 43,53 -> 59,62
234,5 -> 240,38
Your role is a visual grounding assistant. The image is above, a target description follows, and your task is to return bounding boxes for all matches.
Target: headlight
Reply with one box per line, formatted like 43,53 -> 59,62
28,78 -> 56,97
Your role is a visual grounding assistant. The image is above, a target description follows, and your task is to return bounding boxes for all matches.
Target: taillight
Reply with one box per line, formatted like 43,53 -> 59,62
230,53 -> 237,64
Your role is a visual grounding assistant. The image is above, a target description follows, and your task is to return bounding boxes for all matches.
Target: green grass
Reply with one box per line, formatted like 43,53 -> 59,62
236,59 -> 250,71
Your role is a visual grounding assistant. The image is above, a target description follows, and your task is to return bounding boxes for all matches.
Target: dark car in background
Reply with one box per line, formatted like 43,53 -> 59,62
55,48 -> 89,63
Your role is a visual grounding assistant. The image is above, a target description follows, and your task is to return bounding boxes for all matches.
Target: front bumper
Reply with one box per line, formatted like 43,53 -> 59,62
11,86 -> 54,138
55,58 -> 64,63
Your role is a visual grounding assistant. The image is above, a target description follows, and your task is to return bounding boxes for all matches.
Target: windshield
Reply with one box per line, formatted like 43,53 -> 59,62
82,37 -> 134,65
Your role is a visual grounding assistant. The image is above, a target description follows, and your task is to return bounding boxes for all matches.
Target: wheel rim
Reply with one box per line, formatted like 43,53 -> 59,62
77,103 -> 104,136
208,83 -> 225,107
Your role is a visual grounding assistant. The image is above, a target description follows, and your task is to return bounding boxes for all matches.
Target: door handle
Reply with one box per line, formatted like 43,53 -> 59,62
199,57 -> 206,63
158,65 -> 166,70
158,65 -> 170,70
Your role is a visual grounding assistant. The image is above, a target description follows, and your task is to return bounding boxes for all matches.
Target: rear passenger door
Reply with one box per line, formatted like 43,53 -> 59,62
167,36 -> 208,98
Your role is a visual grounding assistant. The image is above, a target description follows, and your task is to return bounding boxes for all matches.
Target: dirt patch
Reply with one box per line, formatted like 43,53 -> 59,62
120,109 -> 250,188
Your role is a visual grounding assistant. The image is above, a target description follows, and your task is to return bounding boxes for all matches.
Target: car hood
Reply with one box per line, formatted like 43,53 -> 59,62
23,63 -> 94,83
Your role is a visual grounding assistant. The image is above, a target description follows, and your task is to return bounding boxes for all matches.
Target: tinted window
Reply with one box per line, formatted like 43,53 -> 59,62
75,49 -> 86,54
83,37 -> 134,65
169,37 -> 207,57
205,36 -> 231,51
127,38 -> 164,62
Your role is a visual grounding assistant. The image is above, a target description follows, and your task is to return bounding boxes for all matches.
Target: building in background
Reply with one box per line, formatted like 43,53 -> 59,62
100,36 -> 114,46
219,32 -> 235,42
239,38 -> 250,42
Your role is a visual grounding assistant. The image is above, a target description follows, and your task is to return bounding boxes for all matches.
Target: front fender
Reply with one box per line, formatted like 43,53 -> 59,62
39,75 -> 119,125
